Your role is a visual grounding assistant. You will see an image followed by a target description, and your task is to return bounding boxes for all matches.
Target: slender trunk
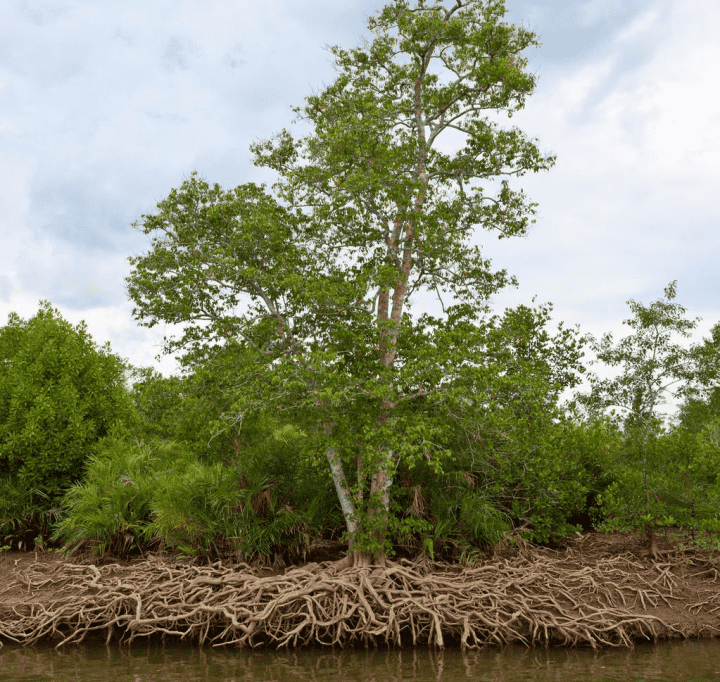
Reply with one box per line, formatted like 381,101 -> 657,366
326,445 -> 387,567
333,50 -> 431,568
356,449 -> 365,506
326,446 -> 357,541
367,448 -> 395,563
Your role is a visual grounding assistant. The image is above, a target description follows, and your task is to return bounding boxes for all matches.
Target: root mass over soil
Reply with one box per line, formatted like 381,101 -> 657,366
1,535 -> 719,650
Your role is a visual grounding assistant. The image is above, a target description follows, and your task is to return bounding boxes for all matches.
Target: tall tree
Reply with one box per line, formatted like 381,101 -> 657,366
573,281 -> 701,439
570,281 -> 709,552
126,0 -> 555,566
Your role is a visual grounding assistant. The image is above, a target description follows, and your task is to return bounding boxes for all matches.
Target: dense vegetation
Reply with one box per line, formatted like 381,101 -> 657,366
1,0 -> 718,564
1,284 -> 718,563
0,301 -> 140,550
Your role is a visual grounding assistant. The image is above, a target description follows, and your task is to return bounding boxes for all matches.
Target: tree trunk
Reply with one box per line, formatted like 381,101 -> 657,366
326,445 -> 358,537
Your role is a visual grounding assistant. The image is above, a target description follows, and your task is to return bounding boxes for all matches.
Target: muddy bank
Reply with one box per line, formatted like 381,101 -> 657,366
1,533 -> 719,650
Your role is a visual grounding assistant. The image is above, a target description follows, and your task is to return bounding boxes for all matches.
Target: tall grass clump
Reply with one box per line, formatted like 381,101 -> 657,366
52,424 -> 345,562
0,477 -> 59,550
51,437 -> 187,555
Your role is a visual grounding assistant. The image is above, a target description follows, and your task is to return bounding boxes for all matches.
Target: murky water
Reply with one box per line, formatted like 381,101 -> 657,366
1,640 -> 720,682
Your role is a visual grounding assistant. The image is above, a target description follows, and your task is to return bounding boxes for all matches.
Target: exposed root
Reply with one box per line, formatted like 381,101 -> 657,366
1,547 -> 702,650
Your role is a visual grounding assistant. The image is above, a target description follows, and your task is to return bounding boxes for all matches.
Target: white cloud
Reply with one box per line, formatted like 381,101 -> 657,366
0,0 -> 717,415
615,7 -> 661,41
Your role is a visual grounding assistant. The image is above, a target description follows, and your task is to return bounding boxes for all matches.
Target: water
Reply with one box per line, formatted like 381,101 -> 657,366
2,640 -> 720,682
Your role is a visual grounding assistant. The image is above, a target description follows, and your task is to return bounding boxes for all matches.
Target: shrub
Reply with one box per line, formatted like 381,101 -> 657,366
51,436 -> 182,555
0,301 -> 139,544
53,426 -> 344,561
0,476 -> 59,550
597,421 -> 720,536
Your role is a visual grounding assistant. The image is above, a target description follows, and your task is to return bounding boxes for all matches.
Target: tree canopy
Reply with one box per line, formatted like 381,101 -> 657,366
574,281 -> 703,435
0,300 -> 138,500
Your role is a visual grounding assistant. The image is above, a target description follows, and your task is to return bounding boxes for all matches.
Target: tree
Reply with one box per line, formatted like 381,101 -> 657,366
126,0 -> 555,566
0,301 -> 138,507
677,321 -> 720,435
571,282 -> 707,553
425,302 -> 593,543
128,365 -> 240,463
573,281 -> 701,439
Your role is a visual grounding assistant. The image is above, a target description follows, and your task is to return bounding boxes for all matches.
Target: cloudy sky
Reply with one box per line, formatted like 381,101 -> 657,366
1,0 -> 718,417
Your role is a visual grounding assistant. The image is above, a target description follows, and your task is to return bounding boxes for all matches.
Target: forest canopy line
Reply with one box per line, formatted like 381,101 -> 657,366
0,0 -> 719,569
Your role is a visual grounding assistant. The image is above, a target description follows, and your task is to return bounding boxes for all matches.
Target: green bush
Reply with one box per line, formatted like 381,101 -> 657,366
425,474 -> 510,559
385,402 -> 618,553
0,476 -> 58,550
486,417 -> 611,542
127,367 -> 233,463
0,301 -> 139,504
433,390 -> 610,544
596,421 -> 720,534
52,424 -> 344,561
51,436 -> 182,555
130,359 -> 347,550
548,417 -> 621,528
143,452 -> 307,560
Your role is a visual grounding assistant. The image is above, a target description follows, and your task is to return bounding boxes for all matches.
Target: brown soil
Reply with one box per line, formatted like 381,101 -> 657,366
1,532 -> 719,650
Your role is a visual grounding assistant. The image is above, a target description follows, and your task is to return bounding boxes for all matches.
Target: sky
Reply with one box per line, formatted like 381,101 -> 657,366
1,0 -> 718,420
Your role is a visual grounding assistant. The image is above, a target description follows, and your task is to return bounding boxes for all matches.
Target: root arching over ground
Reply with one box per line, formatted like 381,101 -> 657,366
1,533 -> 719,650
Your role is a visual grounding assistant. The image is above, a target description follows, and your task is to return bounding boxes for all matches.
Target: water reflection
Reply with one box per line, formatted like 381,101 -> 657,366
1,639 -> 720,682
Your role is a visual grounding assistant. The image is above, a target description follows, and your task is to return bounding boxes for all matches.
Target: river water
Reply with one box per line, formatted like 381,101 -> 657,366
2,640 -> 720,682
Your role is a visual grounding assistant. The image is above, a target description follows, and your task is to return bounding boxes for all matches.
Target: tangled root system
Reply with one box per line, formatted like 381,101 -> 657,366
0,545 -> 715,650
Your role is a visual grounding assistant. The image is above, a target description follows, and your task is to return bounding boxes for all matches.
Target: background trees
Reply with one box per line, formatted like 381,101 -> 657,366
677,321 -> 720,436
570,282 -> 720,551
574,281 -> 701,436
126,0 -> 556,565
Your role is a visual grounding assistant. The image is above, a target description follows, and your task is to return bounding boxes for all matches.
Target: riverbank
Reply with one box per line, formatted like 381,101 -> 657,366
1,532 -> 719,649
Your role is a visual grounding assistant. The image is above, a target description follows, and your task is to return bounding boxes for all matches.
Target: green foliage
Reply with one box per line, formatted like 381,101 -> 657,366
550,417 -> 621,527
677,321 -> 720,435
0,301 -> 139,506
0,476 -> 59,549
125,0 -> 556,557
52,420 -> 343,560
424,472 -> 511,557
144,456 -> 256,557
122,295 -> 606,555
691,320 -> 720,388
51,436 -> 182,555
597,431 -> 681,532
678,387 -> 720,436
398,302 -> 594,543
130,355 -> 346,541
128,365 -> 237,463
574,281 -> 701,434
690,415 -> 720,485
595,421 -> 720,537
126,351 -> 349,559
675,416 -> 720,533
448,414 -> 603,543
386,412 -> 618,553
571,281 -> 711,535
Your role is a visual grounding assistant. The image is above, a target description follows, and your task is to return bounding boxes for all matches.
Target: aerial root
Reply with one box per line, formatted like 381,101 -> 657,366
0,552 -> 693,649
